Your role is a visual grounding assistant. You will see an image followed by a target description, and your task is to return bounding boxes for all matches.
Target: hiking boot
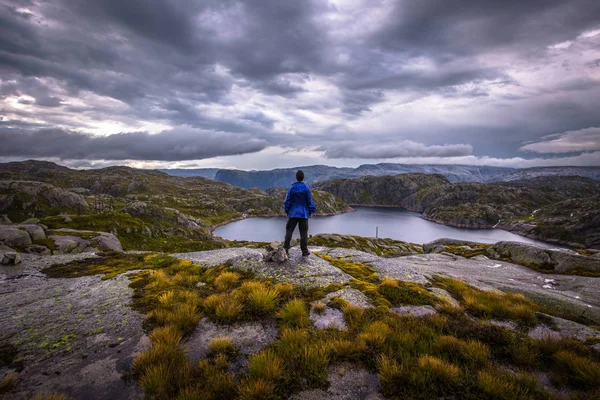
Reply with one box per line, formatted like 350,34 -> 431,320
302,251 -> 310,257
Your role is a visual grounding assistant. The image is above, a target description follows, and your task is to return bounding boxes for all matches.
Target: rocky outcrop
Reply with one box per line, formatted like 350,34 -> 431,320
314,173 -> 449,207
423,239 -> 600,274
0,180 -> 88,220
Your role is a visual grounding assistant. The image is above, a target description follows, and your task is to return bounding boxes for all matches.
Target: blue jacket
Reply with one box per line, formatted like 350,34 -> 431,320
284,182 -> 316,219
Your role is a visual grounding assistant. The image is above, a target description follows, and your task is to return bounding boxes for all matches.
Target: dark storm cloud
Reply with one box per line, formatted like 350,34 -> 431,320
0,128 -> 267,161
373,0 -> 600,57
0,0 -> 599,164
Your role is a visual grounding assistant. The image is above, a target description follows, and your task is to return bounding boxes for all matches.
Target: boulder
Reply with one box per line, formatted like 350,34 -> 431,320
49,235 -> 91,254
491,241 -> 553,269
491,241 -> 600,273
91,232 -> 123,252
0,226 -> 32,247
22,218 -> 40,224
548,249 -> 600,274
1,214 -> 12,224
16,224 -> 46,241
1,251 -> 21,265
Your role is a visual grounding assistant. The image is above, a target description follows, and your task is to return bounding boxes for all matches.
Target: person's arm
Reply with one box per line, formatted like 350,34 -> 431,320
284,186 -> 292,214
307,188 -> 316,216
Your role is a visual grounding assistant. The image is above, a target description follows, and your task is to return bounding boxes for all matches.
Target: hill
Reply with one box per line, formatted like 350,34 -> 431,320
0,161 -> 350,252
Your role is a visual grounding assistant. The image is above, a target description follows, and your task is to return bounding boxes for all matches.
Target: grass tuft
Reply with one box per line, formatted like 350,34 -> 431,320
273,282 -> 296,299
311,301 -> 326,315
317,255 -> 379,283
214,272 -> 241,292
417,355 -> 460,384
214,296 -> 243,323
477,368 -> 541,399
0,373 -> 18,394
435,277 -> 540,325
552,350 -> 600,389
277,299 -> 311,328
248,349 -> 284,381
247,287 -> 279,315
208,337 -> 237,357
378,354 -> 403,391
379,279 -> 436,306
238,378 -> 275,400
149,303 -> 201,334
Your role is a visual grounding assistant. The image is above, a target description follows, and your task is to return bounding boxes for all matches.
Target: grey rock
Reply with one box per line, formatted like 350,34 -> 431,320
64,216 -> 72,223
1,251 -> 21,265
310,307 -> 346,330
2,214 -> 12,224
263,242 -> 288,263
185,318 -> 278,361
16,223 -> 46,241
491,241 -> 600,274
290,362 -> 380,400
528,314 -> 600,342
492,241 -> 553,267
548,249 -> 600,273
428,287 -> 460,307
0,226 -> 32,247
22,217 -> 40,224
324,288 -> 373,309
392,305 -> 437,317
0,252 -> 145,400
0,244 -> 15,252
49,235 -> 90,254
266,241 -> 281,252
25,244 -> 52,255
173,247 -> 352,288
91,232 -> 123,252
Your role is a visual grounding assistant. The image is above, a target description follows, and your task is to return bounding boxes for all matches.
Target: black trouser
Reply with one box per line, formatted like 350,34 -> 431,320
284,218 -> 309,254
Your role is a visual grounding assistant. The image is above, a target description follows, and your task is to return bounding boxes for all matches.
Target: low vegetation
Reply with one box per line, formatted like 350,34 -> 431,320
36,251 -> 600,400
434,277 -> 542,326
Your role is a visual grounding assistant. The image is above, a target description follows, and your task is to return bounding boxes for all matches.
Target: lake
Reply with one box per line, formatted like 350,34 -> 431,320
213,206 -> 555,247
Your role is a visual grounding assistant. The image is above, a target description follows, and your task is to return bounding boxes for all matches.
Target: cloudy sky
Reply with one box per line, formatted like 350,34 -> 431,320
1,0 -> 600,170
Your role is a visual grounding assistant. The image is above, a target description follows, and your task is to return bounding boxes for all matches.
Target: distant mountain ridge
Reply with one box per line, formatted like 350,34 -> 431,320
160,164 -> 600,190
158,168 -> 221,179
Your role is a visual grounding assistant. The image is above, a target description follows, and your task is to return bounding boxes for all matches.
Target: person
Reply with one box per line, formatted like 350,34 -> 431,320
283,170 -> 316,257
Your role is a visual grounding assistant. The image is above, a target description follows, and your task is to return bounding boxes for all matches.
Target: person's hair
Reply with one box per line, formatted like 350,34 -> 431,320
296,170 -> 304,182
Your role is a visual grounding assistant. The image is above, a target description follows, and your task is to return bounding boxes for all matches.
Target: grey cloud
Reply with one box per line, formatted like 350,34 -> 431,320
520,127 -> 600,154
372,0 -> 600,57
0,0 -> 599,165
0,127 -> 268,161
321,141 -> 473,159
